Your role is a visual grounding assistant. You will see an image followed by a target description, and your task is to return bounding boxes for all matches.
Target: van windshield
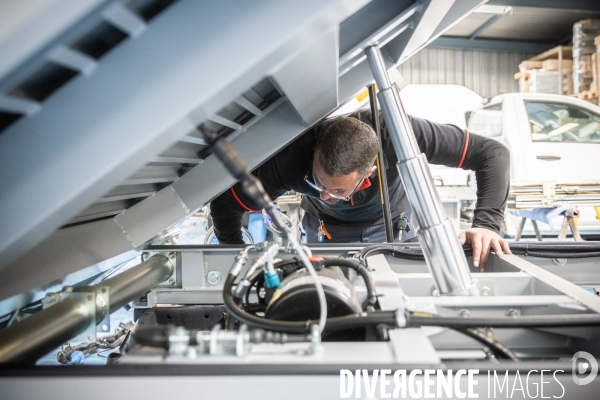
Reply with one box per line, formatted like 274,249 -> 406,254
467,103 -> 502,138
525,101 -> 600,143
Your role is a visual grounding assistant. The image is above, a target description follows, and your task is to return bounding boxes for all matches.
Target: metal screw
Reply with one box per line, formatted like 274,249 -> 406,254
142,252 -> 149,261
168,252 -> 176,260
168,278 -> 176,286
481,286 -> 491,296
552,258 -> 567,266
458,309 -> 470,318
506,308 -> 520,317
102,324 -> 108,331
207,271 -> 222,286
258,287 -> 266,299
87,334 -> 94,341
87,294 -> 93,301
432,289 -> 440,297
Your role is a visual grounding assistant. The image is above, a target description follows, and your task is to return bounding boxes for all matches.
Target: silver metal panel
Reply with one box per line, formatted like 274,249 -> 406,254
0,0 -> 364,278
0,95 -> 40,115
0,100 -> 305,301
271,27 -> 339,126
398,0 -> 456,62
496,255 -> 600,315
434,4 -> 489,37
389,328 -> 441,364
101,2 -> 147,37
0,219 -> 133,300
172,100 -> 307,207
114,187 -> 190,248
180,252 -> 205,290
46,45 -> 97,75
0,0 -> 105,79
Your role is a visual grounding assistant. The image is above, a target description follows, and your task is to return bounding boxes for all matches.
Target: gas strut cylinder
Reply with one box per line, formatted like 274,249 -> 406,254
364,44 -> 478,296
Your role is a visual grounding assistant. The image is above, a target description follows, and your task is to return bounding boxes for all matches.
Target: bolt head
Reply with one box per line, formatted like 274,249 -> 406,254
458,309 -> 470,318
207,271 -> 222,286
506,308 -> 520,317
141,252 -> 149,261
258,287 -> 266,298
481,286 -> 491,296
168,252 -> 176,259
87,334 -> 94,341
168,278 -> 176,285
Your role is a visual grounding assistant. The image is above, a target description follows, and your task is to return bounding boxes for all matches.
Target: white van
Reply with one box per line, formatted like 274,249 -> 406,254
468,93 -> 600,237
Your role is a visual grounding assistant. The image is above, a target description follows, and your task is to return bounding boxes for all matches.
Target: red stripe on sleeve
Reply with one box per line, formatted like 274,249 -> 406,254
457,129 -> 470,168
230,188 -> 260,212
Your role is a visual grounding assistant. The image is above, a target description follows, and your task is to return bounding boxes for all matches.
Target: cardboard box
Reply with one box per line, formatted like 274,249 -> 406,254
519,61 -> 543,72
529,70 -> 571,95
542,59 -> 573,71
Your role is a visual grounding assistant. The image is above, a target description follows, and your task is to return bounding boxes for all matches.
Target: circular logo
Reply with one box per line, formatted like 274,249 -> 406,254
572,351 -> 598,385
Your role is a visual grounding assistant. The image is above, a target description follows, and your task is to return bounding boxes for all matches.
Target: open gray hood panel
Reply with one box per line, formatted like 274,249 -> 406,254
0,0 -> 483,301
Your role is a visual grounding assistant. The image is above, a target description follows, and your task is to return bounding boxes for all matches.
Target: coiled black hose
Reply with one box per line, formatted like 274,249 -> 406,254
224,274 -> 397,334
315,258 -> 378,306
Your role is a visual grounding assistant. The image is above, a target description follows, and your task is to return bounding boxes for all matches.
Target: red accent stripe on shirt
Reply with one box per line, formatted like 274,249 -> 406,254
350,177 -> 371,206
230,188 -> 260,212
356,177 -> 371,192
457,129 -> 470,168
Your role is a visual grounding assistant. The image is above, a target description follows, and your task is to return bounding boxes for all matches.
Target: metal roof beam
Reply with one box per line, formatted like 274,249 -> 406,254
487,0 -> 600,13
430,37 -> 553,53
469,13 -> 504,40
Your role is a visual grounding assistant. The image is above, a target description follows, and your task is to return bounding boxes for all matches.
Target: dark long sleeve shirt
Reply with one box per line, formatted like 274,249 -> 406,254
210,109 -> 510,244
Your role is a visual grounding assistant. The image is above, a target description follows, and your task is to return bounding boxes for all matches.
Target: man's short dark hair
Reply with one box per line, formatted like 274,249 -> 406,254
315,117 -> 378,177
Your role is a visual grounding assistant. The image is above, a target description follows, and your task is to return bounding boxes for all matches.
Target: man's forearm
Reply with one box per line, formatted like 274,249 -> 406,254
210,190 -> 246,244
467,138 -> 510,232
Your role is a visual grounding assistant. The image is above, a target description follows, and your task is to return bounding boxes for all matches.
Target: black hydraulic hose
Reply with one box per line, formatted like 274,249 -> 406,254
224,274 -> 397,334
408,312 -> 600,328
456,327 -> 519,362
355,245 -> 427,262
509,242 -> 600,251
510,250 -> 600,259
317,258 -> 378,306
355,242 -> 600,263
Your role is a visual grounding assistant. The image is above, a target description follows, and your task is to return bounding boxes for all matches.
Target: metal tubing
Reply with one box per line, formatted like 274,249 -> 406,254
368,85 -> 394,242
364,45 -> 476,296
0,255 -> 173,364
0,298 -> 91,365
98,254 -> 173,313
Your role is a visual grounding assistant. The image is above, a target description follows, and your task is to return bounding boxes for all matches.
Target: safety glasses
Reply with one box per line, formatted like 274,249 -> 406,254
304,170 -> 366,201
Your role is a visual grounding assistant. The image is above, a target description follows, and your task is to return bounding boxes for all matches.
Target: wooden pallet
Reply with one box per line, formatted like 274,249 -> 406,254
578,89 -> 599,100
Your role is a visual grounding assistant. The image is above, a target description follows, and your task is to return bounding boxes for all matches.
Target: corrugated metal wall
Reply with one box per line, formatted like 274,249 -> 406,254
397,47 -> 535,98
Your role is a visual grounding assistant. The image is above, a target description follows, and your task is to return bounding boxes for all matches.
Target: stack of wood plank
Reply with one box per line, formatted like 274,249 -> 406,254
514,46 -> 573,96
572,19 -> 600,102
509,181 -> 600,209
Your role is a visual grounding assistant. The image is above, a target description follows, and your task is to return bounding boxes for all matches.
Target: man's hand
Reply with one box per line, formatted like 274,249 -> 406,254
459,227 -> 512,272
